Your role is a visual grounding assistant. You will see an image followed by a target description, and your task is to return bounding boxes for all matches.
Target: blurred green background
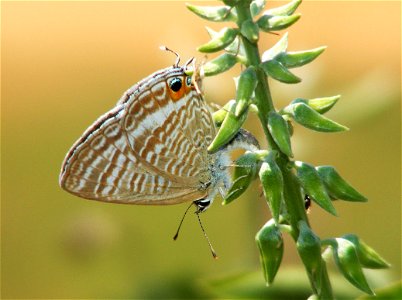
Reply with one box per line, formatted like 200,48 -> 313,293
2,1 -> 400,298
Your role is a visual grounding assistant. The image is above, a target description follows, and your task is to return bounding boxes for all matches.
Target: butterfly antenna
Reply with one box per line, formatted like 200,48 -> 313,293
160,45 -> 180,68
196,212 -> 218,259
173,202 -> 193,241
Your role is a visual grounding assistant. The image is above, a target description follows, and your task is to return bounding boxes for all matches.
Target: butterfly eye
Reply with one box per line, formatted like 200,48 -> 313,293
169,77 -> 182,92
186,76 -> 192,86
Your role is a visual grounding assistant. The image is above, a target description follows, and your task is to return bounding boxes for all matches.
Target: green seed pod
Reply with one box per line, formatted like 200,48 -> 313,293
316,166 -> 367,202
255,219 -> 284,285
257,14 -> 301,32
259,152 -> 284,222
294,161 -> 337,216
260,60 -> 301,84
186,4 -> 237,22
203,53 -> 238,76
212,100 -> 236,126
262,32 -> 288,61
276,46 -> 326,68
291,95 -> 340,114
297,221 -> 322,293
198,27 -> 239,53
265,0 -> 302,16
250,0 -> 266,17
267,111 -> 293,157
235,66 -> 258,117
283,102 -> 349,132
208,101 -> 248,153
224,151 -> 260,205
240,19 -> 260,43
328,238 -> 374,295
205,27 -> 245,57
342,234 -> 390,269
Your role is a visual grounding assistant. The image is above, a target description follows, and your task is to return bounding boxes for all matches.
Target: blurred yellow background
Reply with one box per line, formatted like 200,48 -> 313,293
2,1 -> 400,298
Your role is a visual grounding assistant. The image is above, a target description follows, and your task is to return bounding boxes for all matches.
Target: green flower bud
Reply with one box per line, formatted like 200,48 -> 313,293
267,111 -> 293,157
324,238 -> 374,295
259,152 -> 284,222
198,27 -> 239,53
294,161 -> 337,216
265,0 -> 302,16
250,0 -> 266,17
186,4 -> 237,22
282,102 -> 349,132
342,234 -> 390,269
203,53 -> 238,76
316,166 -> 367,202
205,27 -> 245,57
240,19 -> 260,43
297,221 -> 322,293
276,46 -> 326,68
255,219 -> 284,285
291,95 -> 340,114
212,100 -> 236,126
260,59 -> 301,84
261,32 -> 288,61
224,151 -> 260,204
235,66 -> 258,117
257,14 -> 301,32
208,101 -> 248,153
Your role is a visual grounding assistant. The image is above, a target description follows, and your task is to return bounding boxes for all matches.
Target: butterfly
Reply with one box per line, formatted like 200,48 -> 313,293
59,50 -> 258,215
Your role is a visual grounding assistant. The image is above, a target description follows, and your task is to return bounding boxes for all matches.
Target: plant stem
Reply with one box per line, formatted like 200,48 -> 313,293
234,2 -> 333,299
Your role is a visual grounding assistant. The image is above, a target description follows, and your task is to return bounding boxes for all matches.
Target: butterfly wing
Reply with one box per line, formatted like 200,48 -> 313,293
122,70 -> 215,183
59,67 -> 212,204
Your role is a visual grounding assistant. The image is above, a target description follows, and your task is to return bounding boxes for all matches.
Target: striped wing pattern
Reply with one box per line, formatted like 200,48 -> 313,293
59,67 -> 216,204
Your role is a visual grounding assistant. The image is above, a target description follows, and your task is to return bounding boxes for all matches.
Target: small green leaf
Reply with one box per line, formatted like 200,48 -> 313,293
267,111 -> 293,157
212,100 -> 235,126
259,152 -> 284,222
262,32 -> 288,61
240,19 -> 260,43
198,27 -> 239,53
203,53 -> 238,76
250,0 -> 266,17
294,161 -> 337,216
208,101 -> 248,153
186,4 -> 237,22
291,95 -> 340,114
260,60 -> 301,84
283,102 -> 349,132
235,66 -> 258,117
255,219 -> 284,285
329,238 -> 375,295
297,221 -> 322,294
316,166 -> 367,202
257,14 -> 301,32
276,46 -> 326,68
265,0 -> 302,16
342,234 -> 391,269
224,152 -> 260,204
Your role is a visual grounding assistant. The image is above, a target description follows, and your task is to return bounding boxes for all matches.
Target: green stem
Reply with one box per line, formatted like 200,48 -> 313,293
234,2 -> 333,299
